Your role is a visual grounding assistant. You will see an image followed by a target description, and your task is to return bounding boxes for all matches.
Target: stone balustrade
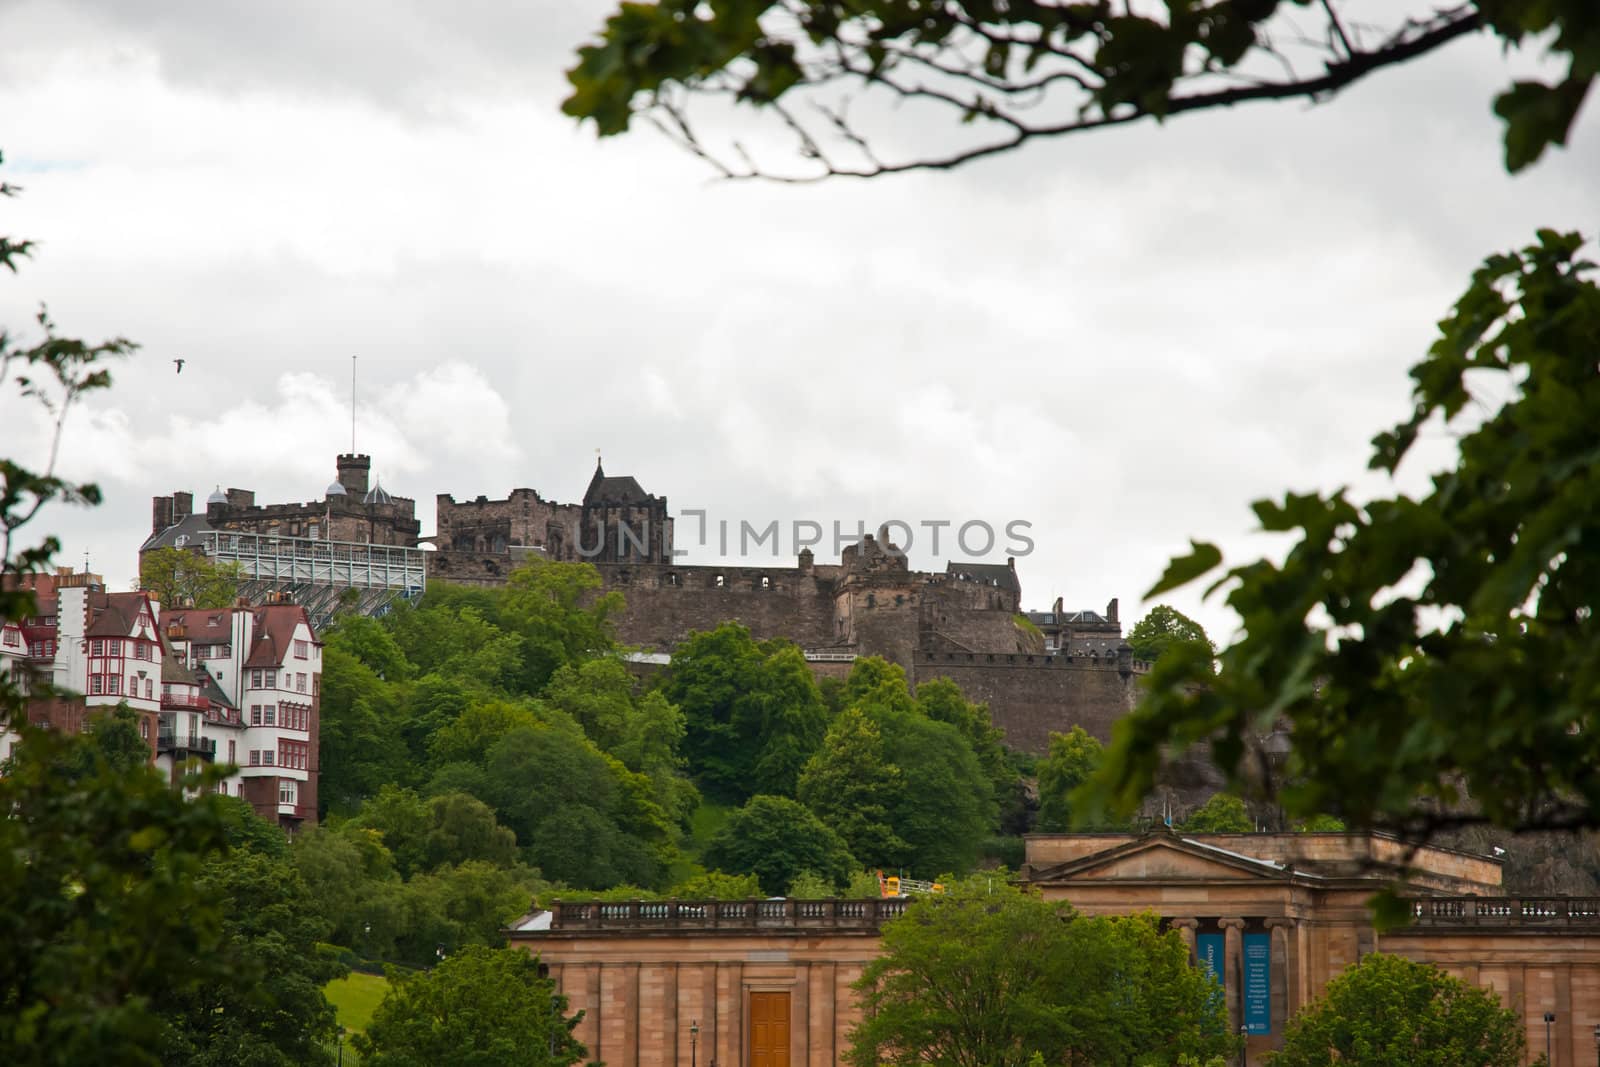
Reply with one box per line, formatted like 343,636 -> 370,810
548,897 -> 909,932
1409,896 -> 1600,926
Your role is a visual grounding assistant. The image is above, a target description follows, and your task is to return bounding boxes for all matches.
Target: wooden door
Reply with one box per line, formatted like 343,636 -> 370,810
749,991 -> 790,1067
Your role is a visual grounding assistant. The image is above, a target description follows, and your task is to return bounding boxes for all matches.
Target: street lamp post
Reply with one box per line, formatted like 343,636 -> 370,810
1545,1012 -> 1555,1064
1591,1021 -> 1599,1067
690,1019 -> 699,1067
1239,1024 -> 1249,1067
336,1025 -> 345,1067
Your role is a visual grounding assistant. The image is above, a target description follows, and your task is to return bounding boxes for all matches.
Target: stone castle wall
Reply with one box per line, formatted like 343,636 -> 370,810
597,562 -> 840,652
909,648 -> 1145,752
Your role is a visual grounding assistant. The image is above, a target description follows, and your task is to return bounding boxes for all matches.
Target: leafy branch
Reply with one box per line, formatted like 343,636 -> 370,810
565,1 -> 1593,181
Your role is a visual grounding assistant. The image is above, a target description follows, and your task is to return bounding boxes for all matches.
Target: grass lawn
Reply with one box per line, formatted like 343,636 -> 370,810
325,971 -> 389,1039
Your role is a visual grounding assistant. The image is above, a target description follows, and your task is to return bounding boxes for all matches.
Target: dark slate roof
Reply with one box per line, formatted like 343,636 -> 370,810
197,669 -> 237,710
160,645 -> 194,685
583,461 -> 653,506
140,511 -> 216,552
945,561 -> 1020,592
84,592 -> 148,638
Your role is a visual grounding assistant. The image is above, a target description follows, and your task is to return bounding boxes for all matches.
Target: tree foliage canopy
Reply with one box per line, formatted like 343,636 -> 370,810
564,2 -> 1595,180
1126,604 -> 1214,666
1272,953 -> 1529,1067
354,946 -> 588,1067
1180,793 -> 1253,834
1035,725 -> 1108,832
705,793 -> 857,894
138,547 -> 243,611
846,878 -> 1234,1067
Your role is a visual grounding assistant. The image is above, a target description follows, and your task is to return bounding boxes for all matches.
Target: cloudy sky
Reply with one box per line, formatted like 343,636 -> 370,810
1,1 -> 1595,643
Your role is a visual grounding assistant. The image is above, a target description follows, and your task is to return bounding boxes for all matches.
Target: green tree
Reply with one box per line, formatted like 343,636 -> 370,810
291,824 -> 404,957
704,794 -> 857,895
316,640 -> 409,816
871,706 -> 995,875
1181,794 -> 1255,834
544,659 -> 698,824
667,869 -> 763,899
325,614 -> 413,682
421,792 -> 521,872
666,624 -> 829,803
565,3 -> 1591,181
785,869 -> 837,898
497,559 -> 624,692
483,725 -> 666,889
137,547 -> 243,611
847,878 -> 1233,1067
915,677 -> 1018,825
157,851 -> 343,1067
354,945 -> 587,1067
0,730 -> 234,1065
1271,954 -> 1529,1067
388,605 -> 524,694
57,704 -> 157,779
398,861 -> 544,962
796,707 -> 908,866
426,698 -> 543,771
1036,726 -> 1107,833
1126,604 -> 1215,666
353,786 -> 520,877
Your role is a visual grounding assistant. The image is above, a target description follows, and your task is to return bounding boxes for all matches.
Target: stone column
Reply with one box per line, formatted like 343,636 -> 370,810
1170,918 -> 1199,964
1219,918 -> 1246,1037
1266,918 -> 1296,1041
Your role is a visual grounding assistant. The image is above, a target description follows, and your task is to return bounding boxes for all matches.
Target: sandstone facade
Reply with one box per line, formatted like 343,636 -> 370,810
514,832 -> 1597,1066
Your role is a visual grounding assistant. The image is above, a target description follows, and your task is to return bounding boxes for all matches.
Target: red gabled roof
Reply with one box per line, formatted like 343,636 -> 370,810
244,603 -> 313,668
164,607 -> 236,640
85,591 -> 157,639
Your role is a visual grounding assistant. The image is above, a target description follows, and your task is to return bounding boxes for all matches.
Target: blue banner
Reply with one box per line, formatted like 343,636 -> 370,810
1243,932 -> 1271,1035
1196,933 -> 1224,988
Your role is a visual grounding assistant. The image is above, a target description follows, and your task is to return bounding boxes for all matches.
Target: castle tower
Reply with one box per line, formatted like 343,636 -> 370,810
336,454 -> 371,497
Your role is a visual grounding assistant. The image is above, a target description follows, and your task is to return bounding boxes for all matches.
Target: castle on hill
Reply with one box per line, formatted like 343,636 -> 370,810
145,455 -> 1149,753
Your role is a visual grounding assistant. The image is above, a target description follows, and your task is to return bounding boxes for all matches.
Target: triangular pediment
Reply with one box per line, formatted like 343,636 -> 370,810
1028,835 -> 1296,886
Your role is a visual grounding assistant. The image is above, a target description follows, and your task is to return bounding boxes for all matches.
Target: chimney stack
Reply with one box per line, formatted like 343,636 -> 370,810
151,495 -> 175,536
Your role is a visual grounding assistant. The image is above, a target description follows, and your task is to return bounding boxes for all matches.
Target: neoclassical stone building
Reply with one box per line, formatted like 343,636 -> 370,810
511,831 -> 1600,1066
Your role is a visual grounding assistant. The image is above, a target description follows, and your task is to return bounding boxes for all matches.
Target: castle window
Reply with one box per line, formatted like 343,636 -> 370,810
666,573 -> 678,586
761,576 -> 771,590
715,574 -> 726,588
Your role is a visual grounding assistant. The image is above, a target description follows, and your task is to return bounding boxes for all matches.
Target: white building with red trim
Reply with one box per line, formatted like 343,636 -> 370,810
1,617 -> 28,760
164,598 -> 321,825
5,568 -> 321,828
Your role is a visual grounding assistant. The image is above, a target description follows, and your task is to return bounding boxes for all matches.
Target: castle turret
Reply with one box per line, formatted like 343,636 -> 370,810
336,454 -> 371,497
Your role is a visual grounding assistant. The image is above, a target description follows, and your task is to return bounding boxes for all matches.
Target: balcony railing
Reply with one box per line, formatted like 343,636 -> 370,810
155,732 -> 217,760
546,898 -> 910,933
1409,897 -> 1600,927
161,691 -> 211,711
